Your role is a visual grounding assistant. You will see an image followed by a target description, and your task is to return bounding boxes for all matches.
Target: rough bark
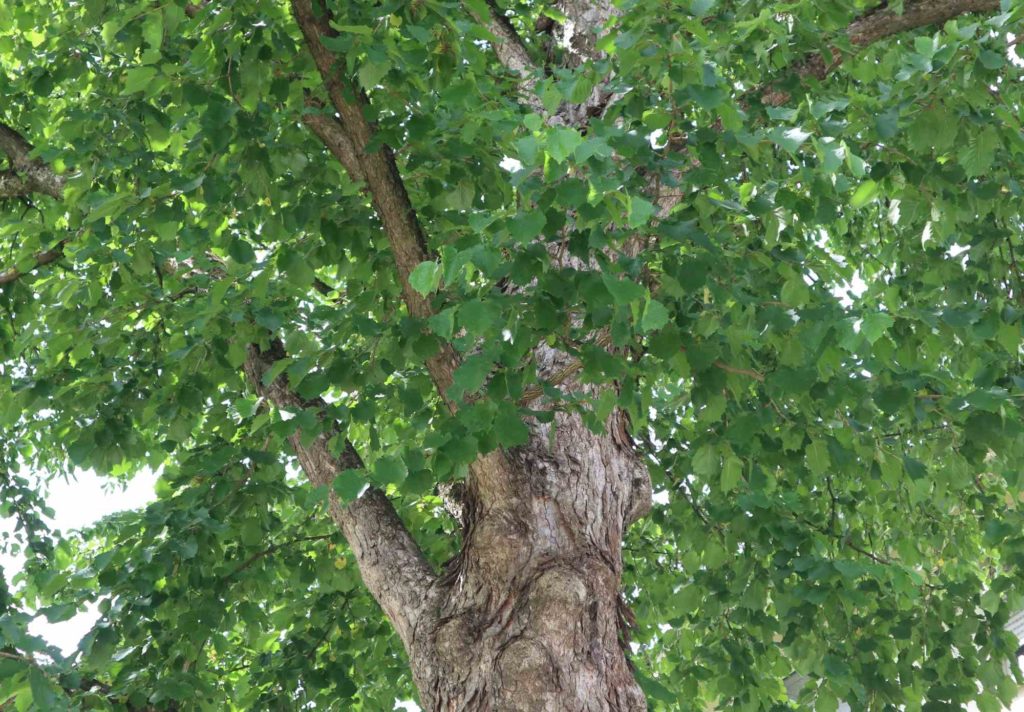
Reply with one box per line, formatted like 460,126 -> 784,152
243,339 -> 438,650
416,404 -> 649,710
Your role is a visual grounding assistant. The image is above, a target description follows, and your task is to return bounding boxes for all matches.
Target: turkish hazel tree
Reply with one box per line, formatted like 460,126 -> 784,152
1,0 -> 1024,709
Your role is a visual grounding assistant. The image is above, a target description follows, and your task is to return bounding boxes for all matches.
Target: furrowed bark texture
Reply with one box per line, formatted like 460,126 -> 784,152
281,0 -> 1002,709
417,406 -> 649,710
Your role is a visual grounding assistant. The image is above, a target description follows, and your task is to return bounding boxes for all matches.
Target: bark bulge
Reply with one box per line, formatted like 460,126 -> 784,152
412,415 -> 650,711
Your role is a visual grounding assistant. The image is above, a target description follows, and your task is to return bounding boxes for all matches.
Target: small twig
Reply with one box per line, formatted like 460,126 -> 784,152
711,359 -> 765,382
224,533 -> 333,580
1006,236 -> 1024,304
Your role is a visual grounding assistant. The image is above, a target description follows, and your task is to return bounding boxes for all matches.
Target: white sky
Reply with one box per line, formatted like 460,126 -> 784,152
0,469 -> 422,710
0,467 -> 160,653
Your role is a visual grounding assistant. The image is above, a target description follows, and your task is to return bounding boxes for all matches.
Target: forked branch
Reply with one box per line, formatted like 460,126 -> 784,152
290,0 -> 461,411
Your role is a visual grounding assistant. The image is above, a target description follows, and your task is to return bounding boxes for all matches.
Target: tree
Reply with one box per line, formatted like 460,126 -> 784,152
0,0 -> 1023,708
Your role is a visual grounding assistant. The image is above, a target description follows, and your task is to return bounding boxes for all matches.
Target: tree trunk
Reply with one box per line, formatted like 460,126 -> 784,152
246,336 -> 652,710
283,1 -> 654,706
409,405 -> 650,710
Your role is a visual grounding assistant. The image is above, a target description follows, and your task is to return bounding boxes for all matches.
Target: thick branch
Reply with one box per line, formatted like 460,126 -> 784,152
463,1 -> 546,114
764,0 -> 1001,104
848,0 -> 1000,45
0,240 -> 68,286
290,0 -> 461,410
301,100 -> 365,182
0,122 -> 64,199
0,171 -> 31,198
243,338 -> 436,649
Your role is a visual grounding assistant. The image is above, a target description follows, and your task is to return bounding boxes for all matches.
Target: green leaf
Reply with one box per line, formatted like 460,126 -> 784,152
627,196 -> 656,228
333,469 -> 367,502
546,127 -> 583,163
781,277 -> 809,307
28,668 -> 59,710
769,126 -> 811,153
602,274 -> 646,305
449,353 -> 492,398
458,299 -> 502,335
850,179 -> 879,208
861,312 -> 895,344
335,24 -> 374,35
692,443 -> 719,476
142,10 -> 164,51
495,403 -> 530,447
67,436 -> 96,465
805,439 -> 830,475
427,308 -> 455,338
721,456 -> 743,491
228,238 -> 257,264
959,126 -> 999,177
278,249 -> 315,287
358,59 -> 390,89
123,66 -> 157,94
636,672 -> 676,702
508,211 -> 546,243
409,260 -> 442,296
640,299 -> 670,332
372,455 -> 407,485
514,135 -> 540,164
40,603 -> 78,623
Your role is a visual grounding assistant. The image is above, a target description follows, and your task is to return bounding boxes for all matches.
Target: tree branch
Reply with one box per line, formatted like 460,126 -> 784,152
0,170 -> 31,198
290,0 -> 463,408
0,122 -> 64,199
243,338 -> 437,649
763,0 -> 1001,105
463,0 -> 546,114
0,240 -> 68,286
848,0 -> 1000,45
224,532 -> 334,580
301,97 -> 365,182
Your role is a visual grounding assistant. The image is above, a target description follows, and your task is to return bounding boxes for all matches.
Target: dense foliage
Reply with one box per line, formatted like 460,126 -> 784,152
2,0 -> 1024,709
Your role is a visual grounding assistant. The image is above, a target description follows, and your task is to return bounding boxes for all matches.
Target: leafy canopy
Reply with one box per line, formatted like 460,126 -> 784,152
1,0 -> 1024,710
